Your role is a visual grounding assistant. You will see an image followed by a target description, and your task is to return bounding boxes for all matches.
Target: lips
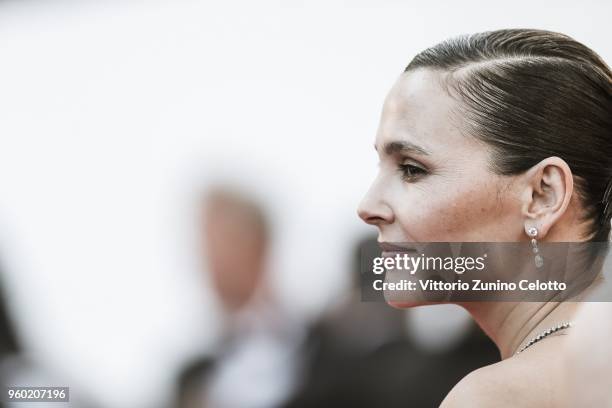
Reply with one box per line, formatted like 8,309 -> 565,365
378,242 -> 418,252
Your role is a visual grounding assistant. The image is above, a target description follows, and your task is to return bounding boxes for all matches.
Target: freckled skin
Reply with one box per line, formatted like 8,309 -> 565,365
358,69 -> 524,243
358,67 -> 595,408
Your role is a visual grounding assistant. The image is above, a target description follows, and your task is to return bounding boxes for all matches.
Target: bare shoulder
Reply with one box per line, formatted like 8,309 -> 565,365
440,363 -> 517,408
440,353 -> 557,408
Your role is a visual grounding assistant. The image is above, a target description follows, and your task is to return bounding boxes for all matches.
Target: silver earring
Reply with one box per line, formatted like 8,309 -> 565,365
527,227 -> 544,268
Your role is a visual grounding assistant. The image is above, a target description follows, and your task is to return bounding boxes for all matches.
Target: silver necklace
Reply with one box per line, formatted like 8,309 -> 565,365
515,322 -> 573,355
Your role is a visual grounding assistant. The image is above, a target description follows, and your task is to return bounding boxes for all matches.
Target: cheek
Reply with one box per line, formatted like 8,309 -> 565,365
394,178 -> 511,241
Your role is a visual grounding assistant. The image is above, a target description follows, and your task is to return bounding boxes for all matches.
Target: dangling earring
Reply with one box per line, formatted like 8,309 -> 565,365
527,227 -> 544,268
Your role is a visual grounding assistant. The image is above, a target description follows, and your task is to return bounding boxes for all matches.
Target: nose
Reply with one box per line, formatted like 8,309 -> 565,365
357,186 -> 394,227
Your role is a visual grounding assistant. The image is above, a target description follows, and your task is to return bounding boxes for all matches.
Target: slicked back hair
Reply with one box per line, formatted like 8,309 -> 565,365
405,29 -> 612,242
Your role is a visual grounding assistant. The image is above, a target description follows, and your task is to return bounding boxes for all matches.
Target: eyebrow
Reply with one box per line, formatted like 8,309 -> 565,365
375,141 -> 431,156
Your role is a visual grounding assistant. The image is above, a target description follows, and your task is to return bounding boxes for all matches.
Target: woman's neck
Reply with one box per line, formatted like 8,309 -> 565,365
461,301 -> 580,359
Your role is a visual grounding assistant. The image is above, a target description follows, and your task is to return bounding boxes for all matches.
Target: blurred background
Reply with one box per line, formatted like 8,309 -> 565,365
0,0 -> 610,407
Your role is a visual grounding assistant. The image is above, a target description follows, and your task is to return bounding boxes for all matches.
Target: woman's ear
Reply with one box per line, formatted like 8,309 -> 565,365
520,157 -> 574,238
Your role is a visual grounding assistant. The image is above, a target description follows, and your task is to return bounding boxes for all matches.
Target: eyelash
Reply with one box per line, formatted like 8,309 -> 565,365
398,163 -> 427,181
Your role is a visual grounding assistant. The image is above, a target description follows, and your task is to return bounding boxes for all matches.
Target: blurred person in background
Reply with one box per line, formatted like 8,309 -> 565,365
284,237 -> 498,408
0,267 -> 98,408
0,273 -> 21,408
178,206 -> 498,408
176,186 -> 306,408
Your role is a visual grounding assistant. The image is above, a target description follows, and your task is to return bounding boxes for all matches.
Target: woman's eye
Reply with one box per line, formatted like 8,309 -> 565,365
398,163 -> 426,180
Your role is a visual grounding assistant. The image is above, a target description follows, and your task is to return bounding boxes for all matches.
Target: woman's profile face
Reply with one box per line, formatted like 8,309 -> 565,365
358,68 -> 525,243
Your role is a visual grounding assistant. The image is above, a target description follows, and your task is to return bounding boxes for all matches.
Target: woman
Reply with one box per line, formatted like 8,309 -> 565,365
357,29 -> 612,407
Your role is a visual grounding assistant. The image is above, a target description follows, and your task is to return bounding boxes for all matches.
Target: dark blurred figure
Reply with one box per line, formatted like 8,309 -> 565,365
176,200 -> 500,408
288,236 -> 407,382
0,273 -> 20,408
284,236 -> 500,408
0,267 -> 100,408
0,278 -> 20,364
176,187 -> 305,408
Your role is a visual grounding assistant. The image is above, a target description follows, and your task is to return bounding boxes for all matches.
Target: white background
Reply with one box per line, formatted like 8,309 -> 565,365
0,0 -> 610,406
